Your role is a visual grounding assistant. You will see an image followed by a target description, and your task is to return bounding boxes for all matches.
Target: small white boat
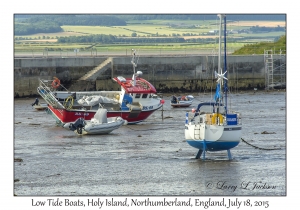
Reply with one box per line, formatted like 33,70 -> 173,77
170,95 -> 194,107
63,109 -> 127,135
31,98 -> 48,110
33,103 -> 48,111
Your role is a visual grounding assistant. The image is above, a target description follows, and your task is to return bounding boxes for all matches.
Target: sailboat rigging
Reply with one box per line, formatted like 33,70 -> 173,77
184,14 -> 242,160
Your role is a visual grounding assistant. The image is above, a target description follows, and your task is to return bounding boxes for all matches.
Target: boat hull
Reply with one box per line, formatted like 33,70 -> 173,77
33,104 -> 48,111
185,123 -> 242,151
171,102 -> 192,108
80,119 -> 125,135
47,105 -> 161,125
82,123 -> 123,135
186,140 -> 240,151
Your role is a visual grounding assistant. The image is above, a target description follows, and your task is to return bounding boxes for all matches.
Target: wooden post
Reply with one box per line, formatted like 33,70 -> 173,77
161,94 -> 164,121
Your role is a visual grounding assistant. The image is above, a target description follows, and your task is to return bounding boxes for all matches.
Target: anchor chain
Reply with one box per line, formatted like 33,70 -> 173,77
241,138 -> 282,150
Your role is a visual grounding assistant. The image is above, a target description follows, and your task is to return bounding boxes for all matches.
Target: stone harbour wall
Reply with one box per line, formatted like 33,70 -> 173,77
14,55 -> 285,97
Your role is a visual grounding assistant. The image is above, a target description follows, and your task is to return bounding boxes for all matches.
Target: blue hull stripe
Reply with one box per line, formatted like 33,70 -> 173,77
187,140 -> 239,151
224,127 -> 242,131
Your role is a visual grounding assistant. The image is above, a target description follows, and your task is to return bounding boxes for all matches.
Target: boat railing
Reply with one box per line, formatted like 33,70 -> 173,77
235,112 -> 242,125
37,79 -> 64,109
187,110 -> 242,126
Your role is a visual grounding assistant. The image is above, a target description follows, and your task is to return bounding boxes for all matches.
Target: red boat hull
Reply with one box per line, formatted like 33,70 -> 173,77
47,105 -> 159,124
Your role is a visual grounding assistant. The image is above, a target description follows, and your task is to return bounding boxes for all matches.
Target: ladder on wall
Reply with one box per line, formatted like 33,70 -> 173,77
264,50 -> 274,90
264,49 -> 286,90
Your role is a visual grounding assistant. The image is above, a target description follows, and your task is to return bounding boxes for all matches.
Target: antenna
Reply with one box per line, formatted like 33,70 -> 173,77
131,49 -> 138,86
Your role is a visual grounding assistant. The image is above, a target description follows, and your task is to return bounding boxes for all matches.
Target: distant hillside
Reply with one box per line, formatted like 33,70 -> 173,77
15,14 -> 127,26
15,14 -> 286,22
116,14 -> 286,21
232,35 -> 286,55
14,14 -> 127,36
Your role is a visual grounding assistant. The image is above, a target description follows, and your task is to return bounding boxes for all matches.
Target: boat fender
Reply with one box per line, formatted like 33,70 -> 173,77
51,77 -> 61,89
211,113 -> 223,124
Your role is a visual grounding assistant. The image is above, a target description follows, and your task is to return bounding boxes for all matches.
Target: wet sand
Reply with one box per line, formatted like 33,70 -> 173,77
14,91 -> 286,196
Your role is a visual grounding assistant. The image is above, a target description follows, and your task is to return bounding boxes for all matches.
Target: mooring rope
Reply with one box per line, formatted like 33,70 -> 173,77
241,138 -> 282,150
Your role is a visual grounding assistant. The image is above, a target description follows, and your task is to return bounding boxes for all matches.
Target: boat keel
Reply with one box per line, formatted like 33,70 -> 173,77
195,150 -> 203,159
227,149 -> 232,160
195,148 -> 233,161
195,140 -> 207,160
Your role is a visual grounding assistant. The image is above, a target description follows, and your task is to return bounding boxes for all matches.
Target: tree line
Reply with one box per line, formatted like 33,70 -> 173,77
249,25 -> 285,32
58,35 -> 186,44
56,34 -> 264,44
115,14 -> 286,21
14,15 -> 127,35
15,22 -> 63,35
16,14 -> 127,25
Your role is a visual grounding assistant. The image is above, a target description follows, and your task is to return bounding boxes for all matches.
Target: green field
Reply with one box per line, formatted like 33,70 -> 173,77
14,19 -> 286,55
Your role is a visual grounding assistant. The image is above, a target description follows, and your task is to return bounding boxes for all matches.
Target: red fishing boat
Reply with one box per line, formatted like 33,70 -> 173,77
37,50 -> 164,125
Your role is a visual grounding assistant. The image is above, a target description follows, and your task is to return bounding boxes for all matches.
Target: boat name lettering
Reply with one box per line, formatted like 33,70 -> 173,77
143,106 -> 153,110
74,112 -> 89,116
227,118 -> 237,121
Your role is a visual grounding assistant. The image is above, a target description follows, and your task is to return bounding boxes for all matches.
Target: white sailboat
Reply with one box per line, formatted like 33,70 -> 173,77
184,14 -> 242,160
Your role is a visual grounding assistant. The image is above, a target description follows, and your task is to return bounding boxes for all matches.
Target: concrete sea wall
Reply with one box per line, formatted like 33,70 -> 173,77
14,55 -> 285,97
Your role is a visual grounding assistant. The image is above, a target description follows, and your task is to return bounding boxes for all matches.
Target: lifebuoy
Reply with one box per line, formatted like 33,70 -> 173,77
51,77 -> 60,89
63,95 -> 74,110
211,113 -> 224,124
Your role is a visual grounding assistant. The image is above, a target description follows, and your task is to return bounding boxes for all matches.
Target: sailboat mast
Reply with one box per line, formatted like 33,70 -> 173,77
217,14 -> 223,106
224,15 -> 228,115
218,14 -> 223,76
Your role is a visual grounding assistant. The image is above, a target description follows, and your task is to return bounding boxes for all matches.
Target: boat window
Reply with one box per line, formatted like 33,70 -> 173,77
200,117 -> 203,123
149,94 -> 158,99
142,94 -> 148,98
135,93 -> 141,98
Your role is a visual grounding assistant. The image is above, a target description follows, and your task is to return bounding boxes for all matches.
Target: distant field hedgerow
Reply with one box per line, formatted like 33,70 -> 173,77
232,35 -> 286,55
